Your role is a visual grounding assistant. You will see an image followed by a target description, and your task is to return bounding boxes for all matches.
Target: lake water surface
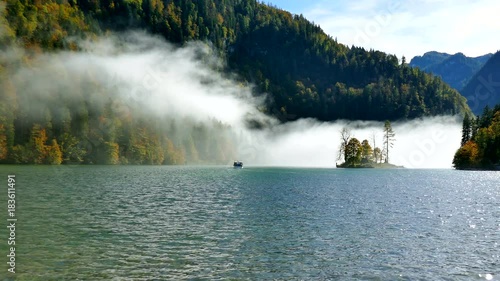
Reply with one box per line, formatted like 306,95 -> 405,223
0,166 -> 499,280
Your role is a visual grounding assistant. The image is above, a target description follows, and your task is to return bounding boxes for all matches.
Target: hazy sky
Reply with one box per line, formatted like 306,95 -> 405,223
268,0 -> 500,60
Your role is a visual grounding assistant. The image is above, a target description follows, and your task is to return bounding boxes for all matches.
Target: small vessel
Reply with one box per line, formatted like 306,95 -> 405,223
233,161 -> 243,168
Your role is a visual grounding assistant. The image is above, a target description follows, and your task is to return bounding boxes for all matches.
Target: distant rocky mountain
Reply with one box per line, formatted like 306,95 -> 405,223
410,51 -> 493,91
410,51 -> 451,70
461,51 -> 500,115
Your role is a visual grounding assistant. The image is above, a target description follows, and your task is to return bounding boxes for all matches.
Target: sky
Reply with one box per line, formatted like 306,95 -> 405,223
267,0 -> 500,60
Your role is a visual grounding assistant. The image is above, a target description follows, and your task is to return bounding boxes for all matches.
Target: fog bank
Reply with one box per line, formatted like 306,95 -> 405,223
8,32 -> 461,168
243,117 -> 461,168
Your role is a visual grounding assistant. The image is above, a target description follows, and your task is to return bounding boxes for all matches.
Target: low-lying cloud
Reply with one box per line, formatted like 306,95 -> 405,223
239,116 -> 461,168
8,32 -> 462,168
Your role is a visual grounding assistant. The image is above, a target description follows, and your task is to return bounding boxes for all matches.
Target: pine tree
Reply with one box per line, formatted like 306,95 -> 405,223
383,120 -> 395,163
461,113 -> 471,146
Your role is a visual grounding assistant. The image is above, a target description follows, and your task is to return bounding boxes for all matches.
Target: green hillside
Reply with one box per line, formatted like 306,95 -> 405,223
3,0 -> 471,119
0,0 -> 473,165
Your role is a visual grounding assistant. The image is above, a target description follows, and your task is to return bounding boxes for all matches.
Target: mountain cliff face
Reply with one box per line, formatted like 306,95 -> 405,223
410,51 -> 493,91
461,51 -> 500,115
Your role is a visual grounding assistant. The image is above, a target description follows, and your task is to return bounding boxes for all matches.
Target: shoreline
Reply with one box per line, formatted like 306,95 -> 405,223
336,162 -> 405,169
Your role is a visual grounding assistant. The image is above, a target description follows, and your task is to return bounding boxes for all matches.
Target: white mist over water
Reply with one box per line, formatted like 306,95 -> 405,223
243,117 -> 461,169
54,34 -> 267,127
13,32 -> 462,168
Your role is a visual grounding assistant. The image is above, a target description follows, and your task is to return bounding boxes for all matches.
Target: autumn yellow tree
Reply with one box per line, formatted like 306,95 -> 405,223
100,142 -> 120,165
453,141 -> 479,169
0,124 -> 7,161
30,124 -> 48,164
45,139 -> 62,165
361,139 -> 373,163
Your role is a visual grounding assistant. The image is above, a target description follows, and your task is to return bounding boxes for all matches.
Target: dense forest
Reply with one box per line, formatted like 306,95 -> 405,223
2,0 -> 472,119
453,105 -> 500,170
0,48 -> 238,165
0,1 -> 238,165
0,0 -> 473,165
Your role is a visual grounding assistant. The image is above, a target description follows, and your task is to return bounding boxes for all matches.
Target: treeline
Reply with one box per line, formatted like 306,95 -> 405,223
2,0 -> 471,122
453,105 -> 500,170
0,115 -> 236,165
228,7 -> 471,121
0,52 -> 237,165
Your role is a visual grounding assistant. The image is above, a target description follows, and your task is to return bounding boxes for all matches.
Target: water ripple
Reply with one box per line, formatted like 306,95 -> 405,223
0,166 -> 498,280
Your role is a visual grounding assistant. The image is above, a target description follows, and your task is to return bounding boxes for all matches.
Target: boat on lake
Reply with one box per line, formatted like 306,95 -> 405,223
233,161 -> 243,168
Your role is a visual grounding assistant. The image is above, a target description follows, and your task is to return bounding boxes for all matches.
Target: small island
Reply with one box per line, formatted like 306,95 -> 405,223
336,162 -> 404,169
336,120 -> 403,169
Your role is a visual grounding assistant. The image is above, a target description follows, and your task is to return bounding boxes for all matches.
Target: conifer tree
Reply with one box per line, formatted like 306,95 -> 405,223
383,120 -> 395,163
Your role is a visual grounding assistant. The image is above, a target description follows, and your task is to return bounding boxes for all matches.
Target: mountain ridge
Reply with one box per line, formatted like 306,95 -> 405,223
461,51 -> 500,115
410,51 -> 493,91
1,0 -> 472,121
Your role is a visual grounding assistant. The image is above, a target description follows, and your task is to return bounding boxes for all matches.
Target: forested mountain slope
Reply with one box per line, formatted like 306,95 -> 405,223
0,0 -> 472,165
3,0 -> 471,120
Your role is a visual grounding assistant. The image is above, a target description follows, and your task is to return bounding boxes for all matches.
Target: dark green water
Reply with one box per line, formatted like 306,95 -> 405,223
0,166 -> 499,280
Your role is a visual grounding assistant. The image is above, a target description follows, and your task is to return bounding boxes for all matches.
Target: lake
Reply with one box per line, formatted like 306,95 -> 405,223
0,166 -> 498,280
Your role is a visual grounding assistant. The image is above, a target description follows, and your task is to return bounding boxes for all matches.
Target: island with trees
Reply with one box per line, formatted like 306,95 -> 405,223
336,121 -> 403,168
453,105 -> 500,170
